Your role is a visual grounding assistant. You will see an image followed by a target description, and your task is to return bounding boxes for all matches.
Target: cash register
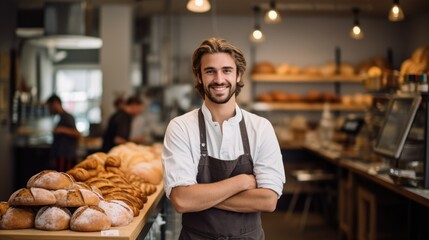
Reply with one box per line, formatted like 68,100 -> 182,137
373,94 -> 428,188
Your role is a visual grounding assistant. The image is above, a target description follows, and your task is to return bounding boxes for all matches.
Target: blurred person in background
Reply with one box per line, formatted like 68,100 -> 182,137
46,94 -> 80,172
102,95 -> 145,152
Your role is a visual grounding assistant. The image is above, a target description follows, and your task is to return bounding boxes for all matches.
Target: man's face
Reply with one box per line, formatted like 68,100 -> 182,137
199,53 -> 240,105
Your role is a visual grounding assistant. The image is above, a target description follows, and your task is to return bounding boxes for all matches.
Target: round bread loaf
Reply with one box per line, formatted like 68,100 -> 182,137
0,202 -> 35,229
35,206 -> 71,231
98,200 -> 133,227
70,205 -> 111,232
27,170 -> 74,190
8,188 -> 56,206
54,189 -> 100,207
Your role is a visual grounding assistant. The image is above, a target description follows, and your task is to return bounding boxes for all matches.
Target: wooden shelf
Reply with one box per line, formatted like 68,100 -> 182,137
251,102 -> 367,111
0,182 -> 165,240
251,73 -> 363,83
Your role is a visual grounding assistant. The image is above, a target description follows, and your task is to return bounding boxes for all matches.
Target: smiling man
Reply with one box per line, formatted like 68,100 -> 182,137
162,37 -> 285,240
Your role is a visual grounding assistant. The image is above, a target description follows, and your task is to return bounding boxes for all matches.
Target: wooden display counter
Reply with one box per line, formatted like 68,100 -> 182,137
0,182 -> 165,240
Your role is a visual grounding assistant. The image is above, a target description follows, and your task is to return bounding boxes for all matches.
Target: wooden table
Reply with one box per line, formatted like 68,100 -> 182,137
0,182 -> 165,240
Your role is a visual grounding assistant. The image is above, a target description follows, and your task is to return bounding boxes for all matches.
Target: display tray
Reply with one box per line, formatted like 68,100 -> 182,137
0,182 -> 165,240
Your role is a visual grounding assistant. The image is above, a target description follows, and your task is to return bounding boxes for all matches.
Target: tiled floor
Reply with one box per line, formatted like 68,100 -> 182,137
262,211 -> 339,240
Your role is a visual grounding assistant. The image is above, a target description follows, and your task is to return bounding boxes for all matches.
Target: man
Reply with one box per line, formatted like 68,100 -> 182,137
101,95 -> 145,152
46,94 -> 80,172
162,37 -> 286,239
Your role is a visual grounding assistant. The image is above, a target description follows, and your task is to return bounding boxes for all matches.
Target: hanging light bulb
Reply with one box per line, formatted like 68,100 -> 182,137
264,0 -> 281,24
187,0 -> 211,13
388,0 -> 405,22
250,6 -> 265,43
349,8 -> 364,40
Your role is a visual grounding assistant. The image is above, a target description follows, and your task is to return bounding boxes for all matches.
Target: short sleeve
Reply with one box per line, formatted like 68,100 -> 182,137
162,119 -> 198,198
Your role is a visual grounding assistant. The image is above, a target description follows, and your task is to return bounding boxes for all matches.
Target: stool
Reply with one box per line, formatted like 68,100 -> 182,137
286,169 -> 335,232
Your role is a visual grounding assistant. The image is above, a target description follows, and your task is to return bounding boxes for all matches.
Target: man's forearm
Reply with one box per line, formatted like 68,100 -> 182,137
170,174 -> 256,213
214,188 -> 278,213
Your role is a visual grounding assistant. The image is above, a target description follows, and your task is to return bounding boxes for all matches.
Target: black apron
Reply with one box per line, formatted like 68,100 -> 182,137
179,109 -> 264,240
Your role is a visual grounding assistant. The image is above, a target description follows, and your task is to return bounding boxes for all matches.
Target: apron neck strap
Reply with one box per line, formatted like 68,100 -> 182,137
198,108 -> 251,157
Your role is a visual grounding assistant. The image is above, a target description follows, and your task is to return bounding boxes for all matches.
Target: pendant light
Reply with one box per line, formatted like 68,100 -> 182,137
250,6 -> 265,43
187,0 -> 211,13
349,8 -> 364,40
388,0 -> 405,22
264,0 -> 281,24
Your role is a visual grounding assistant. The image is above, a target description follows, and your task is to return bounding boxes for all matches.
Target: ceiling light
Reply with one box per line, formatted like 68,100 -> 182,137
388,0 -> 405,22
349,8 -> 364,40
264,0 -> 281,24
250,6 -> 265,43
187,0 -> 211,13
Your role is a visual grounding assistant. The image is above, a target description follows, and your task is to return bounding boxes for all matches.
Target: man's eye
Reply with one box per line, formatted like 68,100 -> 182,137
205,70 -> 214,74
224,69 -> 233,73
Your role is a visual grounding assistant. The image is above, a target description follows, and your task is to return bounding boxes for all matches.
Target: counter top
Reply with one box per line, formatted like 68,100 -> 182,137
303,142 -> 429,208
0,182 -> 165,240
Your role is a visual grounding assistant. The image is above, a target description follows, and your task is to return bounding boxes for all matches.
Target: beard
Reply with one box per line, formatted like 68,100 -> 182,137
204,81 -> 236,104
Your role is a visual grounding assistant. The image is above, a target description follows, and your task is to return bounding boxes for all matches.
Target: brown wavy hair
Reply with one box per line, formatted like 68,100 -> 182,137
192,37 -> 246,98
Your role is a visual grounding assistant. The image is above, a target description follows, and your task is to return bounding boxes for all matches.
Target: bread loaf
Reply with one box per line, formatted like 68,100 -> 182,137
0,202 -> 35,229
105,155 -> 122,168
70,205 -> 111,232
54,189 -> 100,207
35,206 -> 71,231
27,170 -> 74,190
98,200 -> 133,227
8,188 -> 56,206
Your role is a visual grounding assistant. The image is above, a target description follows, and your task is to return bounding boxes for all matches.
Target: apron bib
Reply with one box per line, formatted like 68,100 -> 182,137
179,109 -> 264,240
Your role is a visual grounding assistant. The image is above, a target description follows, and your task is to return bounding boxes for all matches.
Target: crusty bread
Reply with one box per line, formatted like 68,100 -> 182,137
27,170 -> 74,190
53,189 -> 100,207
8,188 -> 56,206
75,158 -> 99,170
0,202 -> 35,229
98,200 -> 133,227
35,206 -> 71,231
105,155 -> 122,168
70,205 -> 111,232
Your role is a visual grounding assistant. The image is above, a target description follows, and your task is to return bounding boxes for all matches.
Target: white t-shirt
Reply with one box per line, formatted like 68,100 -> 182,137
162,103 -> 286,198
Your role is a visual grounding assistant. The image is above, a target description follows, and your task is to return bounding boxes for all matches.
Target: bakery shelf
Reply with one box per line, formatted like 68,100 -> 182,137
251,102 -> 366,111
0,182 -> 165,240
251,73 -> 363,83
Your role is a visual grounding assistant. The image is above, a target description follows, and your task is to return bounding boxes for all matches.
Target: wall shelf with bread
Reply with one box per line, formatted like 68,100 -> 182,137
250,61 -> 370,113
251,73 -> 363,83
251,102 -> 366,112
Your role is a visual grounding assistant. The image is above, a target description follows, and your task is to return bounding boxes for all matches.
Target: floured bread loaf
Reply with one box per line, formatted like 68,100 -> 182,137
0,202 -> 35,229
70,205 -> 111,232
54,189 -> 100,207
98,200 -> 134,227
35,206 -> 71,231
27,170 -> 74,190
8,188 -> 56,206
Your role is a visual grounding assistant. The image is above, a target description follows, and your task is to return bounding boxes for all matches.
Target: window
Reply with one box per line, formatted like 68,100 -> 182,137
54,66 -> 102,135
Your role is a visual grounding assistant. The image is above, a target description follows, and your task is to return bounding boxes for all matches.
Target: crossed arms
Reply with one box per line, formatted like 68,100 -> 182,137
169,174 -> 278,213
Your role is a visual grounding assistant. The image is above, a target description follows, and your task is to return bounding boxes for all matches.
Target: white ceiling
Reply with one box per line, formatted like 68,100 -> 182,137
16,0 -> 429,18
